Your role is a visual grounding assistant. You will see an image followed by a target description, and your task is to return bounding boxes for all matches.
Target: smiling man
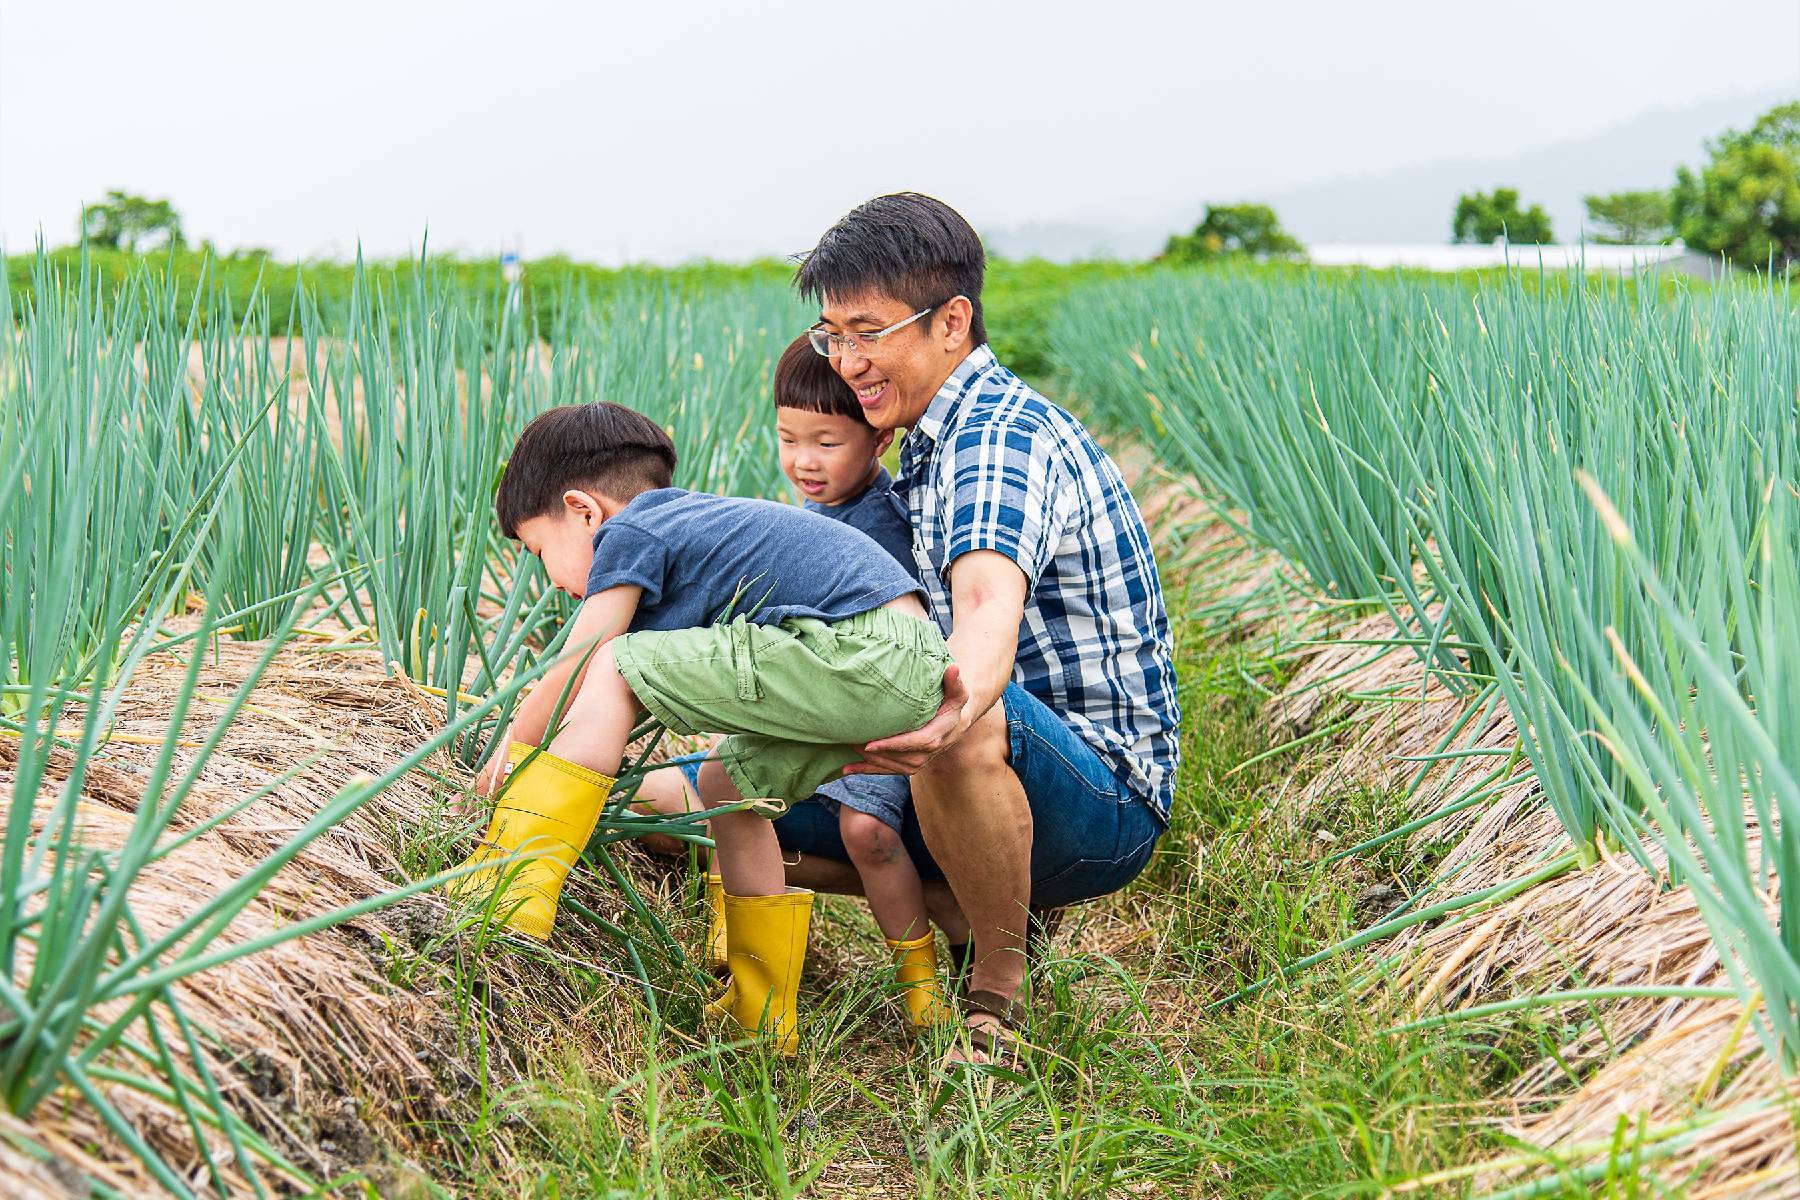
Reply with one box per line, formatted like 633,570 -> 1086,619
786,192 -> 1181,1064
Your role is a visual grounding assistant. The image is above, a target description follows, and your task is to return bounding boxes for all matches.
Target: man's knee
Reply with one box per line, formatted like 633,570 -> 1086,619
920,700 -> 1009,789
840,810 -> 903,865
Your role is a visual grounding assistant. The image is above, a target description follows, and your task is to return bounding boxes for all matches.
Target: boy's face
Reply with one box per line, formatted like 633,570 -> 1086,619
514,490 -> 607,598
776,407 -> 893,506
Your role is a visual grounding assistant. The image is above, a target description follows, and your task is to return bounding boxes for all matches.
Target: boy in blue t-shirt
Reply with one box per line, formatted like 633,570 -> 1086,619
644,337 -> 956,1029
447,402 -> 951,1055
772,335 -> 950,1028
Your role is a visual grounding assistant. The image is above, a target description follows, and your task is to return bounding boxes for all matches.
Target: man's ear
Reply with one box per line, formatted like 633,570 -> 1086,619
936,296 -> 974,351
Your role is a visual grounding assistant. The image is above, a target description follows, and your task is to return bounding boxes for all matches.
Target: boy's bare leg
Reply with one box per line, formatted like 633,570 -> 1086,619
840,810 -> 929,942
630,765 -> 707,860
542,643 -> 641,778
782,855 -> 971,943
548,647 -> 785,897
694,756 -> 785,896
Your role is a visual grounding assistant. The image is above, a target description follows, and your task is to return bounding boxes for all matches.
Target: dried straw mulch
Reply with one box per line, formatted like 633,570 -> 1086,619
1203,537 -> 1800,1195
0,631 -> 665,1197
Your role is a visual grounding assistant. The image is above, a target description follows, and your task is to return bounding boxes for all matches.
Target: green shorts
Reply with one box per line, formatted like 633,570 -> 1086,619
611,606 -> 950,810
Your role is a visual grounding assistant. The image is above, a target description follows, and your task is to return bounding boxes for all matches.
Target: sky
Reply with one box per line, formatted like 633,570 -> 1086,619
2,0 -> 1797,264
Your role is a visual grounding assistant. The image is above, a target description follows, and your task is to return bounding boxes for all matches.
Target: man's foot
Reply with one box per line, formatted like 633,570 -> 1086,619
938,989 -> 1022,1070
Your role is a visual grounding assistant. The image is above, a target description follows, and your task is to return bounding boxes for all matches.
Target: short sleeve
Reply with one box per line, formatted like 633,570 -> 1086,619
585,520 -> 669,607
942,414 -> 1072,586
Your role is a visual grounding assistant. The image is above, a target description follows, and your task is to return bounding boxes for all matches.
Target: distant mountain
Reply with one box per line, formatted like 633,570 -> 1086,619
984,88 -> 1794,261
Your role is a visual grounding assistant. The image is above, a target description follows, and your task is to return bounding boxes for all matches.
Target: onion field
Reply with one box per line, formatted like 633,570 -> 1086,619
1055,267 -> 1800,1084
4,247 -> 1799,1196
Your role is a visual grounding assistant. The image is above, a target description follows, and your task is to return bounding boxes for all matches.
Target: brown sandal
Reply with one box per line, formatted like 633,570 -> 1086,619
957,988 -> 1025,1065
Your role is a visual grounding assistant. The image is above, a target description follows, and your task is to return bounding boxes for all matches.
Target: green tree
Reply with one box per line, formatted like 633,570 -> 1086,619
1672,100 -> 1800,269
1582,189 -> 1673,244
1161,204 -> 1303,264
1451,188 -> 1555,244
79,190 -> 185,253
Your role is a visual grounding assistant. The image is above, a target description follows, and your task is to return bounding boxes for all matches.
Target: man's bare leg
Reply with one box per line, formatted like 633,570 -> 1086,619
780,852 -> 864,893
910,700 -> 1030,1060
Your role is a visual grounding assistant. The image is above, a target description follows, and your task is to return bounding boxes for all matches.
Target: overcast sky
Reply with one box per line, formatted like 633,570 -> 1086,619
2,0 -> 1797,263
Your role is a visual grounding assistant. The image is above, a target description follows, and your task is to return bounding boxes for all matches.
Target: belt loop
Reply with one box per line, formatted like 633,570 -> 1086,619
729,617 -> 759,702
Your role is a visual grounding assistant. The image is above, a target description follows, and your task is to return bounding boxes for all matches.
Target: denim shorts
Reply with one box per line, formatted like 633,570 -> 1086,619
767,682 -> 1164,909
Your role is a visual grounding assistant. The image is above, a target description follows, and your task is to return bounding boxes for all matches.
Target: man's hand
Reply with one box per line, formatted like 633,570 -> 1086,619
846,663 -> 971,776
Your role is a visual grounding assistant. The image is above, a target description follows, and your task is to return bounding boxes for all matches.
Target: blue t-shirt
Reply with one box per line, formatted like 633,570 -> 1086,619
586,488 -> 922,633
803,466 -> 918,580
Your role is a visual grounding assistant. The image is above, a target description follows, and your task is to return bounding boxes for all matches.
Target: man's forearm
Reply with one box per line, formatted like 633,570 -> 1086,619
945,599 -> 1019,724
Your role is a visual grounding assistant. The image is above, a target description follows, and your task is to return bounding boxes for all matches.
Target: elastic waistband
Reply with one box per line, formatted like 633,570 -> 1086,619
796,604 -> 944,655
846,604 -> 944,652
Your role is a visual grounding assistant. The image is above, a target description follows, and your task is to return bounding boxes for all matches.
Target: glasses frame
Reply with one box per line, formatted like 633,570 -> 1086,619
807,303 -> 942,358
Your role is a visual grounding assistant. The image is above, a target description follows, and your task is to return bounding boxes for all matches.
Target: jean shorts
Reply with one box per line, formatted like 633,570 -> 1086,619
768,682 -> 1164,909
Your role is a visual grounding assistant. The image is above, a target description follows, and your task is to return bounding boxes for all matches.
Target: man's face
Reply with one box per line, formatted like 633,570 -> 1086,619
817,290 -> 955,433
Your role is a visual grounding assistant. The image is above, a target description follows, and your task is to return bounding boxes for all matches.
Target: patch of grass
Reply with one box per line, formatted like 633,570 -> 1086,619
373,588 -> 1552,1198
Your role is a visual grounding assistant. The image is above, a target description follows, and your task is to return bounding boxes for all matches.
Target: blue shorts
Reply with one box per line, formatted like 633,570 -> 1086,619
815,773 -> 910,831
767,682 -> 1164,909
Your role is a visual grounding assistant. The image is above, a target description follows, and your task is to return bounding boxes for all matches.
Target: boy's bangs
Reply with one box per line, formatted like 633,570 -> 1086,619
774,335 -> 870,426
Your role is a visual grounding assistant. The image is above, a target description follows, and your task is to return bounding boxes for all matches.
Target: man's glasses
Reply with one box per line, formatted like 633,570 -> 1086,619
806,304 -> 940,358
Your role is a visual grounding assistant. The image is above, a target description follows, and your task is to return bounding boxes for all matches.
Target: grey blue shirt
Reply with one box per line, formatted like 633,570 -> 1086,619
585,488 -> 922,633
803,466 -> 920,829
803,466 -> 918,579
896,345 -> 1181,821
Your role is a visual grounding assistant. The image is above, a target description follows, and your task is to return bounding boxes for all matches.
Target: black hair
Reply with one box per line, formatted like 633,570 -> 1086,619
794,192 -> 987,345
772,334 -> 869,424
495,403 -> 677,539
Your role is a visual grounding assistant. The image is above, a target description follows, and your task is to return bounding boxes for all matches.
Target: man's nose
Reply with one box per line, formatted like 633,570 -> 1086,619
834,346 -> 870,379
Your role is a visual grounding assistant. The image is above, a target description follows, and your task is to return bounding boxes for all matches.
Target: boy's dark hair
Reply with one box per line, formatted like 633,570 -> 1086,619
773,334 -> 869,424
495,403 -> 677,538
795,192 -> 987,346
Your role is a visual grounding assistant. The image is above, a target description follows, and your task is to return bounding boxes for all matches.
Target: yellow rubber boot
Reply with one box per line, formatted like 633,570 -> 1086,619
887,932 -> 953,1027
448,743 -> 613,941
704,888 -> 813,1055
704,873 -> 728,971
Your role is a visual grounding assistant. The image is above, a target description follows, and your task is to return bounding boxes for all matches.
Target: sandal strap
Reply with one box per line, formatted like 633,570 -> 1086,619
963,988 -> 1024,1029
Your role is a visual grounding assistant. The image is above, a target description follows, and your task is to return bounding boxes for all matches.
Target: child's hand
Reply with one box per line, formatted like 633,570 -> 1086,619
477,737 -> 514,798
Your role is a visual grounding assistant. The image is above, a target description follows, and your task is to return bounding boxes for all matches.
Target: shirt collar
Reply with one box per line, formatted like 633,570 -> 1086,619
911,344 -> 997,445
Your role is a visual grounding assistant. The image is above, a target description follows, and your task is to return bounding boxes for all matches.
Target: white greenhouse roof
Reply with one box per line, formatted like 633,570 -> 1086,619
1306,242 -> 1699,273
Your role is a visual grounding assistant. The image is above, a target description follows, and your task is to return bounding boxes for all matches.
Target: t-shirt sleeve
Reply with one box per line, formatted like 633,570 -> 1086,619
942,413 -> 1072,586
585,520 -> 670,607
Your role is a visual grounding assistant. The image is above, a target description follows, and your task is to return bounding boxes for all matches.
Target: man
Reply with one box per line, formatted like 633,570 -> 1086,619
778,193 -> 1181,1063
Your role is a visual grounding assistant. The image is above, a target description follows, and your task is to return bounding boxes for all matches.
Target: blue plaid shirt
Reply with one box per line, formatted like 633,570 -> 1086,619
895,345 -> 1181,821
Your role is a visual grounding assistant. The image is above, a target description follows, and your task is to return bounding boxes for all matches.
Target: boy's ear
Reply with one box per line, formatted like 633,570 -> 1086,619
874,429 -> 896,457
562,488 -> 604,525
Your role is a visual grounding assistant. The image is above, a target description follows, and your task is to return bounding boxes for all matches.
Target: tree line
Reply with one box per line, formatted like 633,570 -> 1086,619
1161,100 -> 1799,269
